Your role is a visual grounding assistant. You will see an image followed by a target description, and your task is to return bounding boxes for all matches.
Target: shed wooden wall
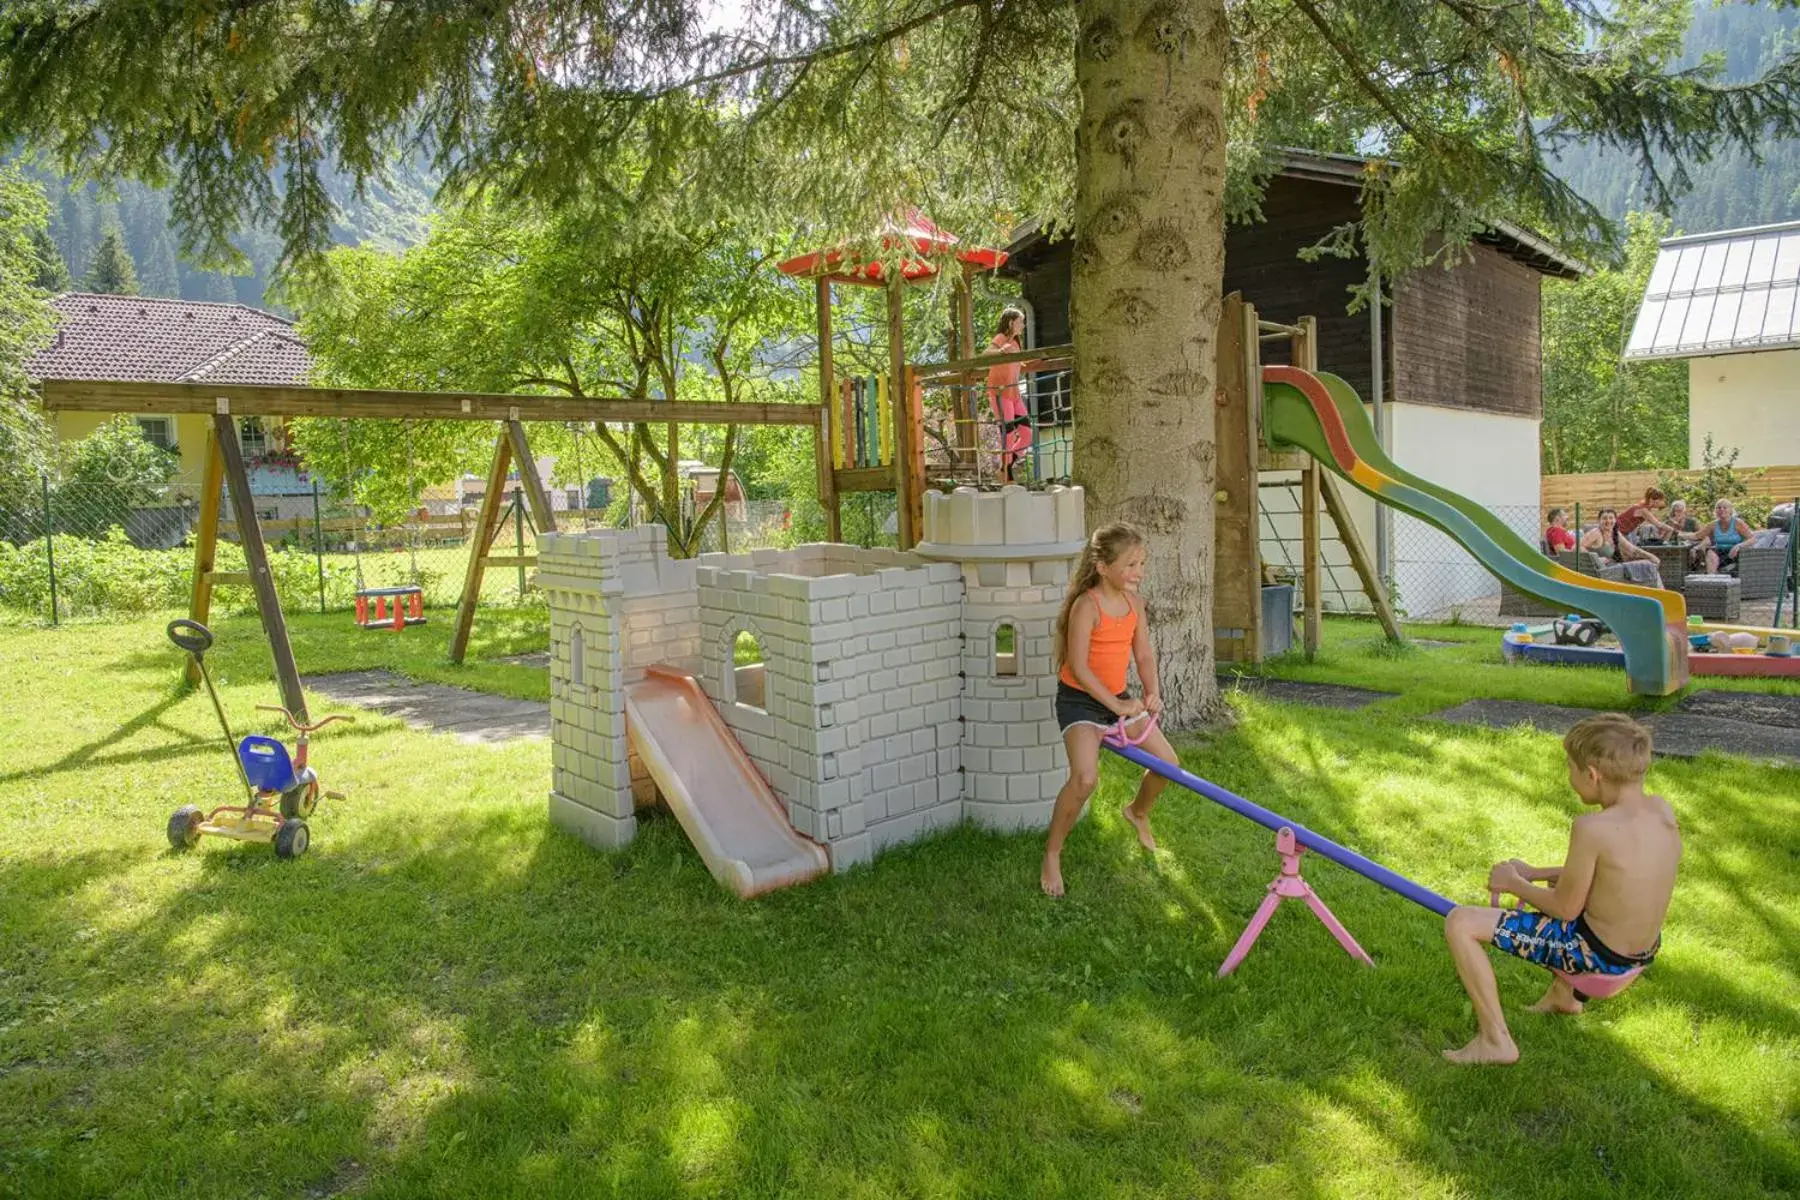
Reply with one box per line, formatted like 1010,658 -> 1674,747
1391,243 -> 1542,418
1219,178 -> 1385,404
1010,176 -> 1549,419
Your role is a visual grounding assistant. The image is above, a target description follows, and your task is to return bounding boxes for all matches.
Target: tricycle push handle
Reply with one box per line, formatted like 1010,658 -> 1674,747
166,619 -> 214,655
256,705 -> 354,734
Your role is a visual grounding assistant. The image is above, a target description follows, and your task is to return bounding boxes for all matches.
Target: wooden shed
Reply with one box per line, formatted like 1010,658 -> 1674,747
1003,148 -> 1584,617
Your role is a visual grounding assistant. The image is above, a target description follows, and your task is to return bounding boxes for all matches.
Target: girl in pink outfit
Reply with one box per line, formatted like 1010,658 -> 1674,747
985,308 -> 1034,483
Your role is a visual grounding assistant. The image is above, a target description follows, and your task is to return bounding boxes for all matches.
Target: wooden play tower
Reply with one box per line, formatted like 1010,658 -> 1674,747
778,212 -> 1010,548
776,230 -> 1400,663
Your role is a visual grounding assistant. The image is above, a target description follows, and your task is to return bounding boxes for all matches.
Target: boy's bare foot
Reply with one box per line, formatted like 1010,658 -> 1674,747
1041,855 -> 1065,898
1527,982 -> 1585,1015
1443,1033 -> 1520,1066
1121,803 -> 1158,852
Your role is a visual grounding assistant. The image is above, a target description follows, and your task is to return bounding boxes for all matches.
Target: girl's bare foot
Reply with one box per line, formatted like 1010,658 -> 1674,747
1041,855 -> 1065,897
1443,1033 -> 1520,1066
1121,803 -> 1157,852
1527,981 -> 1585,1015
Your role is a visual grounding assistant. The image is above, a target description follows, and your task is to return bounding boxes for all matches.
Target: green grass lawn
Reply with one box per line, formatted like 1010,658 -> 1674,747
1,613 -> 1796,1198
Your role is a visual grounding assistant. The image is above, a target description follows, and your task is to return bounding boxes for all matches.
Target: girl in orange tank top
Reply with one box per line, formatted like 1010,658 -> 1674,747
1042,523 -> 1182,899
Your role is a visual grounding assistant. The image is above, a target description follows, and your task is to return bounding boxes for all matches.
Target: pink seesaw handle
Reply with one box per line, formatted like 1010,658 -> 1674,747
1103,711 -> 1158,748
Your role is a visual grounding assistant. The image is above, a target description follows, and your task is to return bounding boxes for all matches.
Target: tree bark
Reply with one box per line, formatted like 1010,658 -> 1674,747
1072,0 -> 1230,729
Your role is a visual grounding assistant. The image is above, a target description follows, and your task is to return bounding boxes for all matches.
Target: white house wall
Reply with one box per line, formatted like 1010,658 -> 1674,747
1687,348 -> 1800,467
1385,403 -> 1542,617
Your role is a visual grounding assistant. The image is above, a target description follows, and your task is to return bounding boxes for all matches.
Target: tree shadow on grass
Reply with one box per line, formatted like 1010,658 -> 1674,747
4,714 -> 1798,1197
0,694 -> 203,786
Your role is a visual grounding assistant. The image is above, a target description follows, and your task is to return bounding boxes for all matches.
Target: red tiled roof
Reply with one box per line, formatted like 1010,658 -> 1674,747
26,293 -> 312,385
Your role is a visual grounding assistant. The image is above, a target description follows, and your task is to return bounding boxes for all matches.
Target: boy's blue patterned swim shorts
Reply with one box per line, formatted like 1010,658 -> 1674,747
1491,909 -> 1657,977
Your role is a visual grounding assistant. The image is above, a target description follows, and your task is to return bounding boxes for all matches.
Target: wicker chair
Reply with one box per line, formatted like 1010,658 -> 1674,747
1737,545 -> 1790,601
1499,580 -> 1565,619
1555,550 -> 1631,583
1498,543 -> 1567,619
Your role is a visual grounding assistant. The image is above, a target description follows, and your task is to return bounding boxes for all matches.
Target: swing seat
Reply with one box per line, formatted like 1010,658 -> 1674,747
354,586 -> 426,630
1554,965 -> 1643,1002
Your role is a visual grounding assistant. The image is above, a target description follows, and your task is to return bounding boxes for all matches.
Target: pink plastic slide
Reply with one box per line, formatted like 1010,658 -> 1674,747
624,665 -> 830,898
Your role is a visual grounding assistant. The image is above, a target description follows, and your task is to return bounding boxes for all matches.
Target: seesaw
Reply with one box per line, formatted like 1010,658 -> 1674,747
1100,716 -> 1641,999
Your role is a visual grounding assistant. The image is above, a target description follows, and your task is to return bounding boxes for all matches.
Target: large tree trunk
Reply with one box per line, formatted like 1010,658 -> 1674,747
1072,0 -> 1230,729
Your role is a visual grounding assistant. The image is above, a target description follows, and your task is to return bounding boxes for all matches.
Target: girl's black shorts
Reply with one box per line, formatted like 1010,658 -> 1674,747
1055,681 -> 1129,731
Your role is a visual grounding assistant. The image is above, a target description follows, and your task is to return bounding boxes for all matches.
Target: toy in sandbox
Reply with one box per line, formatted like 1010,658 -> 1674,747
1504,613 -> 1800,679
164,620 -> 352,859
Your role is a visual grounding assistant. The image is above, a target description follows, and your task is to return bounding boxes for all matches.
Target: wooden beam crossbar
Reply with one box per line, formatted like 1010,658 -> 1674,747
39,379 -> 824,427
911,343 -> 1074,384
833,467 -> 895,494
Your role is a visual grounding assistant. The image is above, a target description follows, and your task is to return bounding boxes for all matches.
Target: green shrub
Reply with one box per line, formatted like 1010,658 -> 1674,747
1657,437 -> 1774,529
0,527 -> 361,619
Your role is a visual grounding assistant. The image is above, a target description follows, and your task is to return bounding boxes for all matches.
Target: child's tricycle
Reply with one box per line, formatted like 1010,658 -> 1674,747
164,619 -> 351,859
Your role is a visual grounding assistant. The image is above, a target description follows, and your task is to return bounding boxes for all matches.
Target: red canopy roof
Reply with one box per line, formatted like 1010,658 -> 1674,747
777,210 -> 1008,286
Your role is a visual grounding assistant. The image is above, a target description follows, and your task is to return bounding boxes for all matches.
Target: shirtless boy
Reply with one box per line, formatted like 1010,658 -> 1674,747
1442,713 -> 1681,1065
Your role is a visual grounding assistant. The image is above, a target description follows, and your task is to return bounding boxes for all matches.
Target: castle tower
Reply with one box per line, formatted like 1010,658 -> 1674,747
917,484 -> 1087,832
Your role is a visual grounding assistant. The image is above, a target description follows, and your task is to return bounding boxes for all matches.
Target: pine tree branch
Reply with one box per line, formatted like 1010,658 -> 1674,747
1287,0 -> 1421,139
595,0 -> 988,104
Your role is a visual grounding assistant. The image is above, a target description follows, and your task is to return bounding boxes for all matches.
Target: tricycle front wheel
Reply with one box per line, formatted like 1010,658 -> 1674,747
280,775 -> 319,819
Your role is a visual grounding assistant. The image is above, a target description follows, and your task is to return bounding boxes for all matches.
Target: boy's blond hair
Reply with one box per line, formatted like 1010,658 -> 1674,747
1563,713 -> 1653,782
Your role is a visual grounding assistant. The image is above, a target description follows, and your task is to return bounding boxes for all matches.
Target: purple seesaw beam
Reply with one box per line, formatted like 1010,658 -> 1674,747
1106,741 -> 1457,918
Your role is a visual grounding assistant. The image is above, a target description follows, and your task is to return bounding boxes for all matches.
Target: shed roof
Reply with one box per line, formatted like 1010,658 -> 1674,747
27,293 -> 311,385
1624,220 -> 1800,362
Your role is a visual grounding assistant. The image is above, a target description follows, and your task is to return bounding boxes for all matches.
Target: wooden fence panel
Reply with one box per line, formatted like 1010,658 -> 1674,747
1542,465 -> 1800,521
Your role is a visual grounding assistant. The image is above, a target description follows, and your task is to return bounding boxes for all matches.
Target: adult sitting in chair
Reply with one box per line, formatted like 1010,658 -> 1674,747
1581,508 -> 1663,587
1664,499 -> 1704,564
1544,507 -> 1577,555
1698,499 -> 1755,575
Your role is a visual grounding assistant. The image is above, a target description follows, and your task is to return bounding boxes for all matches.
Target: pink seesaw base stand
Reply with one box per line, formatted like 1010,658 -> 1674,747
1218,826 -> 1373,976
1102,712 -> 1370,977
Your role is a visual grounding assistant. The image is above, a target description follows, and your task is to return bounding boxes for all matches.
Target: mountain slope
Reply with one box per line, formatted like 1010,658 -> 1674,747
1553,6 -> 1800,233
19,158 -> 439,312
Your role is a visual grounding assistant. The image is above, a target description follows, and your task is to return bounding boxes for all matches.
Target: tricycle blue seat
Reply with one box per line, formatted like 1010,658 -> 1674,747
239,735 -> 299,794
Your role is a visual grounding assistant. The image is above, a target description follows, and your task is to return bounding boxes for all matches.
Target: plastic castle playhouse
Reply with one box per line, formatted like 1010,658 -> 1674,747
536,484 -> 1088,895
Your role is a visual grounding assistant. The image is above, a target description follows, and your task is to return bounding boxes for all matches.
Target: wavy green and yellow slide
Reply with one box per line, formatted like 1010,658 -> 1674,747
1261,366 -> 1690,696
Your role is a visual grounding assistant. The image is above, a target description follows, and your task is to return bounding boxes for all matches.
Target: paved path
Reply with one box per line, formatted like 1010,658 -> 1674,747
303,671 -> 549,745
1217,675 -> 1397,710
302,656 -> 1800,767
1428,690 -> 1800,766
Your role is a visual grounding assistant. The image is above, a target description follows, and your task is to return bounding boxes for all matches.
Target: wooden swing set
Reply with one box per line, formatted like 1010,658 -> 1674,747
38,378 -> 825,721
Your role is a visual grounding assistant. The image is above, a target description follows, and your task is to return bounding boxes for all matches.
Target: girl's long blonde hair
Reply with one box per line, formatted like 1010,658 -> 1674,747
1054,522 -> 1145,668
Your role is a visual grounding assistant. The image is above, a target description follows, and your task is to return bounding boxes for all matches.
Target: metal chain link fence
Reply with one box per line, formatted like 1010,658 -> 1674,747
0,465 -> 801,625
1385,504 -> 1547,624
